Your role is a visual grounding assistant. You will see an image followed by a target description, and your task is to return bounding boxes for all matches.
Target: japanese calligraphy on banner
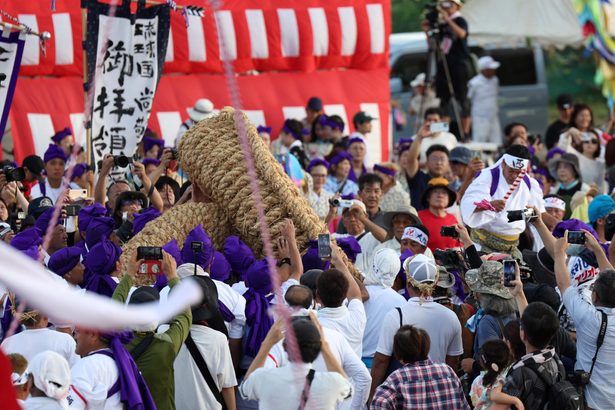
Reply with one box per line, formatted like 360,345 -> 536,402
0,28 -> 25,141
85,0 -> 170,167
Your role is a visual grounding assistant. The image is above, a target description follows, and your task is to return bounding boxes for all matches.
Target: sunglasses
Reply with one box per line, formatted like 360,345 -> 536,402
582,139 -> 599,145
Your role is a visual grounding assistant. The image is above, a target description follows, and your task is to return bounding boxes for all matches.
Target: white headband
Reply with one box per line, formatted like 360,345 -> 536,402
11,370 -> 29,386
502,154 -> 529,170
544,196 -> 566,211
402,227 -> 428,247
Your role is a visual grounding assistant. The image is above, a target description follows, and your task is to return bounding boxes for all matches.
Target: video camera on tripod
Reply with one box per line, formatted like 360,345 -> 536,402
424,1 -> 440,33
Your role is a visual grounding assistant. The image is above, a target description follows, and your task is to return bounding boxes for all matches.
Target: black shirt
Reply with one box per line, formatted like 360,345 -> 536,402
406,170 -> 432,211
439,16 -> 469,66
545,119 -> 568,149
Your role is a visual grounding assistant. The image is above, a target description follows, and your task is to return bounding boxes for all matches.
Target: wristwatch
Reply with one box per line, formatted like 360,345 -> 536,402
276,258 -> 291,267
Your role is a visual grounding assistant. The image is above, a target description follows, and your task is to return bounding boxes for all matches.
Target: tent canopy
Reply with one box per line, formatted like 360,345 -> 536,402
463,0 -> 584,48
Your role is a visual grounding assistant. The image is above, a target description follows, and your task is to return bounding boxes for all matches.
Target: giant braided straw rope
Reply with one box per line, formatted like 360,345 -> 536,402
122,107 -> 360,285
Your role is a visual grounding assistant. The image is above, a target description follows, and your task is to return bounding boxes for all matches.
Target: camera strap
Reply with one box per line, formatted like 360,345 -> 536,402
588,310 -> 608,378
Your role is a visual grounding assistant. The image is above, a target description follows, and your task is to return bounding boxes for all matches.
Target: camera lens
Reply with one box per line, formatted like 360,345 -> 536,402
115,155 -> 131,168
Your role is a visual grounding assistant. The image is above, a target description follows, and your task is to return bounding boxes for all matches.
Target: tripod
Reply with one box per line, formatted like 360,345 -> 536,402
415,28 -> 467,141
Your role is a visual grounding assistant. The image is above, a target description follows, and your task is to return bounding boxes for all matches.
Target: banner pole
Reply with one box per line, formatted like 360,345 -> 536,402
81,5 -> 92,169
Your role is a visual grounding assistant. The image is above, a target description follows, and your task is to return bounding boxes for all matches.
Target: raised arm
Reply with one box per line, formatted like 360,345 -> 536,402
94,154 -> 114,206
553,235 -> 572,295
583,229 -> 614,272
133,161 -> 163,212
405,123 -> 430,179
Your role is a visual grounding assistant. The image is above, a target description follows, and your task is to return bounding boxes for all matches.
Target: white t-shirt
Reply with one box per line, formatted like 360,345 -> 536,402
174,325 -> 237,410
362,286 -> 407,358
468,73 -> 499,119
563,287 -> 615,409
30,179 -> 80,204
376,297 -> 463,363
67,350 -> 122,410
240,363 -> 352,410
265,326 -> 371,410
1,327 -> 79,366
23,396 -> 66,410
419,132 -> 458,163
318,299 -> 367,358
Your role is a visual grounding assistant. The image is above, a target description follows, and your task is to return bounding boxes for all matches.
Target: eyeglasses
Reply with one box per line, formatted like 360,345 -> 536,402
582,139 -> 599,145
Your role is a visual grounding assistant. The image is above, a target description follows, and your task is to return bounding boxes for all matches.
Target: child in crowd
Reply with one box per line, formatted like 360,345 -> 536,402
470,340 -> 524,410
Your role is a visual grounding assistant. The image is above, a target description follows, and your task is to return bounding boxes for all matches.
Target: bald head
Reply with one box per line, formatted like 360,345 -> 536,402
285,284 -> 313,309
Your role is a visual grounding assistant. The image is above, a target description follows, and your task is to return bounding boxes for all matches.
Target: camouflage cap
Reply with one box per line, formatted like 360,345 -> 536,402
465,260 -> 512,300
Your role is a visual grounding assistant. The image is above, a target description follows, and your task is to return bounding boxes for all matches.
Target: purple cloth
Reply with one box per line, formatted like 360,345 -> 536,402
154,274 -> 169,292
51,127 -> 72,143
181,224 -> 214,271
552,219 -> 599,240
210,251 -> 231,282
10,227 -> 42,261
86,216 -> 115,248
397,249 -> 414,300
301,241 -> 330,271
282,122 -> 301,140
85,274 -> 118,298
141,158 -> 160,168
132,208 -> 161,236
84,240 -> 122,276
223,236 -> 255,279
48,246 -> 82,277
336,236 -> 362,263
546,147 -> 566,161
34,207 -> 62,234
329,152 -> 353,167
78,203 -> 108,233
71,163 -> 88,180
450,270 -> 466,302
218,301 -> 236,323
43,143 -> 67,163
162,239 -> 183,266
347,137 -> 365,147
348,163 -> 367,183
341,193 -> 355,200
97,331 -> 156,410
243,259 -> 274,357
142,136 -> 164,156
257,125 -> 272,134
306,158 -> 330,173
373,164 -> 396,177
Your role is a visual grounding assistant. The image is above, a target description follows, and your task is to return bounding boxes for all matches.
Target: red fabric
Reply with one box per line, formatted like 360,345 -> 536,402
2,0 -> 390,76
0,350 -> 20,410
9,68 -> 390,163
417,210 -> 461,252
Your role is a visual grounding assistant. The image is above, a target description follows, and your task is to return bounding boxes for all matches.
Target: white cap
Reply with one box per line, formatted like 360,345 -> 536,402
403,254 -> 438,284
28,351 -> 71,401
188,98 -> 215,122
544,196 -> 566,211
401,226 -> 429,247
478,56 -> 500,71
177,263 -> 210,279
410,73 -> 426,87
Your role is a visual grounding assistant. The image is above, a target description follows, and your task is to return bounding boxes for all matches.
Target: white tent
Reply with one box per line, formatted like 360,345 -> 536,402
463,0 -> 584,48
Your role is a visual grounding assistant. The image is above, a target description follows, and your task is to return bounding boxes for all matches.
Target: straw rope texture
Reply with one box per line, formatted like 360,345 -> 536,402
123,107 -> 359,285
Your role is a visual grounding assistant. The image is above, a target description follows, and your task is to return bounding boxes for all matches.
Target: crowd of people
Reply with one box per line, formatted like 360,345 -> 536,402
0,84 -> 614,410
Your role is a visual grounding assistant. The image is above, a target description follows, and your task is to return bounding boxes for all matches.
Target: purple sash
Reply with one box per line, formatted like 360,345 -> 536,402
218,300 -> 235,323
489,167 -> 530,196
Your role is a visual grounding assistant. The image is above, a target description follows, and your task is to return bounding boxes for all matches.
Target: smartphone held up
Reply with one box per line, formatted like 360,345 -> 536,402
137,246 -> 163,275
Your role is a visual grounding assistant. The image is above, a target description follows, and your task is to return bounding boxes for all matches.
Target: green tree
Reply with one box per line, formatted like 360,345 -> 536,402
392,0 -> 430,33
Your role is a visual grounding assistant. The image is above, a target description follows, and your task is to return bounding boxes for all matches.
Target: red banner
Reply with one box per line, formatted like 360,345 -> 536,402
9,68 -> 390,163
2,0 -> 390,76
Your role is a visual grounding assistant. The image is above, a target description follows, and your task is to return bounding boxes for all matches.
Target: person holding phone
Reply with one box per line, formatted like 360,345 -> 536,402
414,108 -> 458,165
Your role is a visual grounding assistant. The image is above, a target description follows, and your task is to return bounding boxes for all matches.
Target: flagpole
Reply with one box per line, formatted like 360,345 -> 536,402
82,6 -> 92,169
0,20 -> 51,40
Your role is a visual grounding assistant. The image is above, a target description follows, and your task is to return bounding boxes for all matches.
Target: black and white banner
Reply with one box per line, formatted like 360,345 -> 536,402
0,27 -> 25,141
85,0 -> 170,167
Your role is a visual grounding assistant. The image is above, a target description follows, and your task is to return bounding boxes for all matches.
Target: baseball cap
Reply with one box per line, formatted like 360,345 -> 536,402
27,196 -> 54,219
449,146 -> 473,165
478,56 -> 500,71
353,111 -> 376,125
403,254 -> 438,284
556,94 -> 573,110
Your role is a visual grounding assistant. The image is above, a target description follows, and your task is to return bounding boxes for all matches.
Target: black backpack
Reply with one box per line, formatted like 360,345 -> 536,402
528,363 -> 581,410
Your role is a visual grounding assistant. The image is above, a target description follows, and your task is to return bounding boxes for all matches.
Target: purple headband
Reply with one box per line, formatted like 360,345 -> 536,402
10,227 -> 42,260
43,143 -> 67,163
329,151 -> 353,167
553,219 -> 600,241
84,240 -> 122,276
71,163 -> 89,180
318,115 -> 329,127
162,239 -> 183,266
51,127 -> 72,143
34,207 -> 63,234
132,207 -> 161,236
373,164 -> 397,177
257,125 -> 272,134
210,251 -> 231,282
546,147 -> 566,161
335,236 -> 362,263
78,203 -> 107,233
48,246 -> 82,277
223,235 -> 256,279
283,124 -> 302,140
142,136 -> 164,155
85,216 -> 115,248
347,137 -> 365,146
307,158 -> 330,173
182,224 -> 214,271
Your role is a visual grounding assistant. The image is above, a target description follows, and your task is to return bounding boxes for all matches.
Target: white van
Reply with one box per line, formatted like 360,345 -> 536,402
390,32 -> 549,142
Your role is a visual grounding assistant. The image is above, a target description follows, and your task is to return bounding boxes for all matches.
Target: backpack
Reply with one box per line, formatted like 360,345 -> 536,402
528,363 -> 582,410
